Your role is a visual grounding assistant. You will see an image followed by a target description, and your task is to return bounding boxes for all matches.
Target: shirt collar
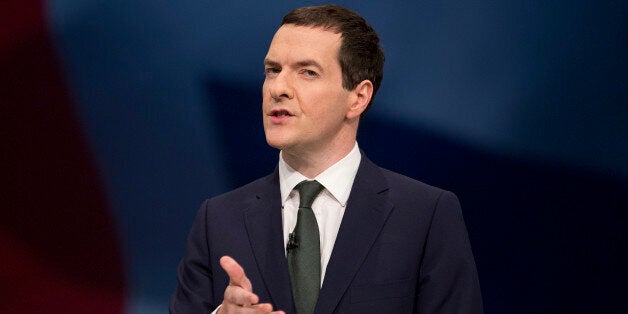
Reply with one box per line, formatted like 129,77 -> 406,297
279,142 -> 362,206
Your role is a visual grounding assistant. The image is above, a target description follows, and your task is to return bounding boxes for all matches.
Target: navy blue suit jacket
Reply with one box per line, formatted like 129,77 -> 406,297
170,155 -> 483,313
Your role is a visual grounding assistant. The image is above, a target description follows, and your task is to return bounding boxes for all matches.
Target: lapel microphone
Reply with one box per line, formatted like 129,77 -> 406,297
287,232 -> 299,252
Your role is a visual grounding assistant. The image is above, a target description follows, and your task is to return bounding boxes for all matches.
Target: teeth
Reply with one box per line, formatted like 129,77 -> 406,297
273,111 -> 289,117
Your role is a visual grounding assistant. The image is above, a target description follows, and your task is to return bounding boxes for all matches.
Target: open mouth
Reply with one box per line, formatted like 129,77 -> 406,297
270,109 -> 293,118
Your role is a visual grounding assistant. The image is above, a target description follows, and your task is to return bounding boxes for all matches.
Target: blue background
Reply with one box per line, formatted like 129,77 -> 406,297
47,0 -> 626,312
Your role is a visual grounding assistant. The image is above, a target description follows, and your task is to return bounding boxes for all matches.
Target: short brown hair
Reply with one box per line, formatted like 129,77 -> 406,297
281,4 -> 385,117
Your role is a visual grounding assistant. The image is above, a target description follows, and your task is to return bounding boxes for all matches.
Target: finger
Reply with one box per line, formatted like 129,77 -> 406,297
249,303 -> 273,312
223,285 -> 259,306
221,302 -> 276,314
221,304 -> 264,314
220,256 -> 253,291
221,299 -> 283,314
256,304 -> 285,314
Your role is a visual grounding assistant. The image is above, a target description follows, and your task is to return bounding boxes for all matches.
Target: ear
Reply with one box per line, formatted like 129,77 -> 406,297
346,80 -> 373,120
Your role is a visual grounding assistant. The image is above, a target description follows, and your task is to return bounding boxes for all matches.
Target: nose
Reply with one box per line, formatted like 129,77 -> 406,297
267,71 -> 294,101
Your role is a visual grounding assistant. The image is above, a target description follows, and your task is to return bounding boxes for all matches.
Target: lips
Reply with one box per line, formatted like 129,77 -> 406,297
268,108 -> 293,123
270,109 -> 293,117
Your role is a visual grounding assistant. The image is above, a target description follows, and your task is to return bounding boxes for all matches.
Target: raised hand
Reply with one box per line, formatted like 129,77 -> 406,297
218,256 -> 285,314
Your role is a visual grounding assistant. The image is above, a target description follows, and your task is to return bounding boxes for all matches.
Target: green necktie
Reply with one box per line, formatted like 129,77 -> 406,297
288,180 -> 325,314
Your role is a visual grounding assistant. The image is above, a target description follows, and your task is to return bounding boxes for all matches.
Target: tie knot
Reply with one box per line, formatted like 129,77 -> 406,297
294,180 -> 324,209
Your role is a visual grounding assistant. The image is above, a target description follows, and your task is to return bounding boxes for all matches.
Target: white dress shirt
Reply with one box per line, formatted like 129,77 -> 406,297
279,142 -> 361,285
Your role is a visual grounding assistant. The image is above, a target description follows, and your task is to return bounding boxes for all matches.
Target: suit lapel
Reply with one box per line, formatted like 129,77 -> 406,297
243,171 -> 295,313
315,156 -> 393,314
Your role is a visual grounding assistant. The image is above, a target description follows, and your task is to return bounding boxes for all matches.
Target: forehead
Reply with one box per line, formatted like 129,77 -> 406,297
266,25 -> 342,65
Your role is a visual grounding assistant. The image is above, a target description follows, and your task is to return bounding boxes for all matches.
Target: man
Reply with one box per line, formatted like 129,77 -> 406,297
170,5 -> 482,314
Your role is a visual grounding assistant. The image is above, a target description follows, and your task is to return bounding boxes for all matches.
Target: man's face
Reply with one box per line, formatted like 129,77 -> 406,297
262,25 -> 354,154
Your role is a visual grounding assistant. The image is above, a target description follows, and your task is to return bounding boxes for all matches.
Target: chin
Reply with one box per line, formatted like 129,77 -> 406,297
264,135 -> 288,150
264,128 -> 295,149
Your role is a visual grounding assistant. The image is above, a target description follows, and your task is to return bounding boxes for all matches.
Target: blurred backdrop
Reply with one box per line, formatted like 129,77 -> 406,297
2,0 -> 626,313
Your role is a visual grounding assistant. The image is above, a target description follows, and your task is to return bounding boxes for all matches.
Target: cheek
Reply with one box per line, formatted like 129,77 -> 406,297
325,92 -> 352,117
261,93 -> 273,112
303,86 -> 340,107
261,81 -> 272,99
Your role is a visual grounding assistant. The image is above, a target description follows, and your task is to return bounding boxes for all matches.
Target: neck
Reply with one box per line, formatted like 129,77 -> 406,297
282,140 -> 356,179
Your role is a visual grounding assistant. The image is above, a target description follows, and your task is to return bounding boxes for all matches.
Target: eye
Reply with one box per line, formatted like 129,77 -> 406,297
265,67 -> 281,76
301,69 -> 319,78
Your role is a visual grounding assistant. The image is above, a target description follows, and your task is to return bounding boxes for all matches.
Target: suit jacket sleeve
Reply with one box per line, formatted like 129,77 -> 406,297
170,200 -> 217,313
415,190 -> 483,313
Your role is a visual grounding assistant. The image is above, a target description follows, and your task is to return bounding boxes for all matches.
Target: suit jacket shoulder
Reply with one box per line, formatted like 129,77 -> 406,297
206,170 -> 278,207
313,155 -> 482,313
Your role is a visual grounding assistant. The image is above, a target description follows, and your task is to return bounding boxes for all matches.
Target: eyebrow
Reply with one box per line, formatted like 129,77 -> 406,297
264,58 -> 324,72
264,59 -> 281,68
295,60 -> 323,72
